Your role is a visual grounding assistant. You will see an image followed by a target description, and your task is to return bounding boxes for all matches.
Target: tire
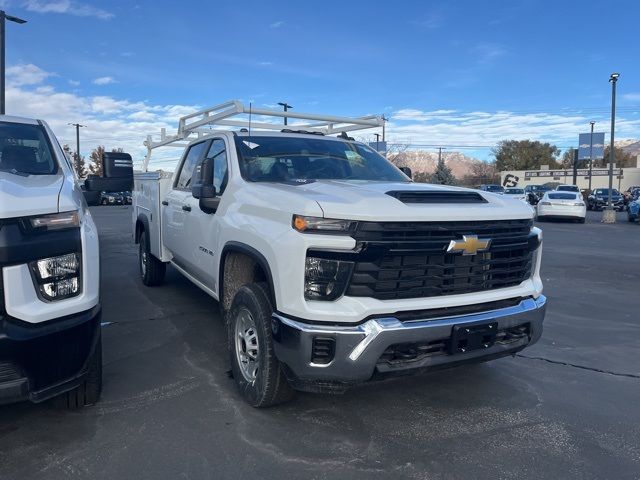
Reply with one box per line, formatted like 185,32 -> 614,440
578,217 -> 586,224
228,283 -> 295,407
628,214 -> 636,223
139,231 -> 166,286
54,332 -> 102,409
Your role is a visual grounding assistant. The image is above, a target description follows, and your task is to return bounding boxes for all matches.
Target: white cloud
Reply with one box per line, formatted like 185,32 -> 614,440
7,64 -> 52,86
269,20 -> 284,28
68,79 -> 80,86
472,42 -> 508,65
93,76 -> 117,85
258,61 -> 273,67
622,93 -> 640,102
23,0 -> 114,19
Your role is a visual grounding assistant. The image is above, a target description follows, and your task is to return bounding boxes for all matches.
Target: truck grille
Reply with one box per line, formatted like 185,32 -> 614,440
344,219 -> 537,300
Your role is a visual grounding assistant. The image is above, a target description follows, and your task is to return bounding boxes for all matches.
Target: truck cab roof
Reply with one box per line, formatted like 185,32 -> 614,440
0,114 -> 40,125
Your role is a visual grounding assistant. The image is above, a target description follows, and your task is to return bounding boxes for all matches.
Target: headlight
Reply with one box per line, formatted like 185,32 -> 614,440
27,211 -> 79,232
29,253 -> 82,301
293,215 -> 355,234
304,257 -> 353,301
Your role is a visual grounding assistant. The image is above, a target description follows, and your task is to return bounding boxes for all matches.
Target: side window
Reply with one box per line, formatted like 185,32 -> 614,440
175,141 -> 207,190
205,139 -> 229,194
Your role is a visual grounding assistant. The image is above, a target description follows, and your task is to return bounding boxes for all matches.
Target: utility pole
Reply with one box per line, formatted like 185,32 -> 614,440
277,102 -> 292,126
374,133 -> 381,152
588,121 -> 595,191
381,114 -> 387,142
438,147 -> 443,164
603,73 -> 619,224
0,10 -> 27,115
68,123 -> 85,173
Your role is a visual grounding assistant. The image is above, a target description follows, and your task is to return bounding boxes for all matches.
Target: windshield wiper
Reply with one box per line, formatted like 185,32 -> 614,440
0,168 -> 29,177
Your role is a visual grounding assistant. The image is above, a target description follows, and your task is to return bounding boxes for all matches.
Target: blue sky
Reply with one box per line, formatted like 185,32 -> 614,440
4,0 -> 640,162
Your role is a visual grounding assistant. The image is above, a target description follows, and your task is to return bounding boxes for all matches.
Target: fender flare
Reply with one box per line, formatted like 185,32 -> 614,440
219,241 -> 277,308
135,213 -> 150,245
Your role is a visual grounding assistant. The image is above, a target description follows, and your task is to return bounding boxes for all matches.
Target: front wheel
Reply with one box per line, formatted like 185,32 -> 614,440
228,283 -> 295,407
139,232 -> 166,286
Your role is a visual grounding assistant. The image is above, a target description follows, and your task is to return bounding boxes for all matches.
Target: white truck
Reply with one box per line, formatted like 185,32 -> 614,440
132,101 -> 546,407
0,116 -> 132,407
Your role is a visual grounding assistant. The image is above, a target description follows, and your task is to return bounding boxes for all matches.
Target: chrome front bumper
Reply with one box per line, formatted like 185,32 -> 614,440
272,296 -> 546,387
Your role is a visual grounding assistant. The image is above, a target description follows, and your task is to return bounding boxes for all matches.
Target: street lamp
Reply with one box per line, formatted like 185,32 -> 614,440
277,102 -> 292,126
603,72 -> 619,224
0,10 -> 27,115
587,121 -> 595,191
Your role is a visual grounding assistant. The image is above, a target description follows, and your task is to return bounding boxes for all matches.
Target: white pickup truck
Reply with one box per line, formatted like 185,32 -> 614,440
0,116 -> 105,408
132,101 -> 546,407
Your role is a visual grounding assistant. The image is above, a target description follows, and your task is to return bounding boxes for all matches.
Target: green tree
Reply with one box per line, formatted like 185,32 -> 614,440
429,157 -> 457,185
493,140 -> 560,171
63,144 -> 87,178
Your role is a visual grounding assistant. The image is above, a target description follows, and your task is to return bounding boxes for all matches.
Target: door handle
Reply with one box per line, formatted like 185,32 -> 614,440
161,200 -> 169,206
182,205 -> 192,212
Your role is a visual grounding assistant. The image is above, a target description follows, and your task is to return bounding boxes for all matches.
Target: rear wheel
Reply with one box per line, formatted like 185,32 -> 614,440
228,283 -> 294,407
139,232 -> 166,286
54,332 -> 102,409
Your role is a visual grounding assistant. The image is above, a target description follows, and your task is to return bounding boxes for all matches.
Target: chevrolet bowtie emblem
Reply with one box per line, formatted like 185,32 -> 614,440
446,235 -> 492,256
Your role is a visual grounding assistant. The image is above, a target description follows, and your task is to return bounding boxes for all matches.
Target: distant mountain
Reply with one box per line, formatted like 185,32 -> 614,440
389,150 -> 483,178
620,140 -> 640,157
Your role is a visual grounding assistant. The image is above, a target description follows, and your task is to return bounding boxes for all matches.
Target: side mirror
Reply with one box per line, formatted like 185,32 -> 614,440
399,166 -> 412,179
191,157 -> 220,214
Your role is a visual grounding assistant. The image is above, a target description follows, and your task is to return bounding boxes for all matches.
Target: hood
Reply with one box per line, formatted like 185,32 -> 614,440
0,171 -> 63,218
258,180 -> 534,222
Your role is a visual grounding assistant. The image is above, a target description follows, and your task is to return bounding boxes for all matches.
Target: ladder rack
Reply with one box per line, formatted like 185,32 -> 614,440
142,100 -> 383,171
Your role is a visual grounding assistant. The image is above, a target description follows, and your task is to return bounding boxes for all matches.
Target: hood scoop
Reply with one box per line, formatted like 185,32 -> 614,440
386,190 -> 488,204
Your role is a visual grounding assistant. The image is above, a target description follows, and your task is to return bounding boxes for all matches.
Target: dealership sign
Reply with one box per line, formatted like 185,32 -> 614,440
524,168 -> 621,178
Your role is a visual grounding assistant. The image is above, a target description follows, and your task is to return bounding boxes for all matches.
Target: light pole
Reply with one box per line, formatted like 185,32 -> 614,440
587,121 -> 595,191
68,123 -> 85,174
603,72 -> 619,224
374,133 -> 381,151
277,102 -> 292,126
0,10 -> 27,115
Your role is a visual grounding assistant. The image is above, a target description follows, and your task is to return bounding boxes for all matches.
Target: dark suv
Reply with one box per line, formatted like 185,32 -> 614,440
587,188 -> 624,211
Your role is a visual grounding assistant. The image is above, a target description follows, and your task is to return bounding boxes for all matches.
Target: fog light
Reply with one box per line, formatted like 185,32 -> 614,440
304,257 -> 353,301
30,253 -> 82,301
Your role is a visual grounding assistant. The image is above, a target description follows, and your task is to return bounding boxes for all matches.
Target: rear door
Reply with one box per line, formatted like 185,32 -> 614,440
162,140 -> 208,265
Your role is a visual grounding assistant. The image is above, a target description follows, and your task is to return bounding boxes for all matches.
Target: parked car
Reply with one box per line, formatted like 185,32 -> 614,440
537,191 -> 586,223
524,184 -> 552,205
99,191 -> 124,205
504,187 -> 527,202
623,186 -> 640,206
130,100 -> 546,407
555,185 -> 580,193
587,188 -> 624,211
628,195 -> 640,223
477,184 -> 505,194
0,115 -> 102,407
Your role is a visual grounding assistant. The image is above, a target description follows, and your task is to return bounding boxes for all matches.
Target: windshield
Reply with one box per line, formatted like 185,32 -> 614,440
485,185 -> 504,193
505,188 -> 524,194
0,122 -> 57,175
234,135 -> 408,183
549,193 -> 578,200
557,185 -> 578,191
595,189 -> 620,196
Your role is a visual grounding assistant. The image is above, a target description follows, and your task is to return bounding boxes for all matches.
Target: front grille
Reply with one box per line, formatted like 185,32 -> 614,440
344,219 -> 536,300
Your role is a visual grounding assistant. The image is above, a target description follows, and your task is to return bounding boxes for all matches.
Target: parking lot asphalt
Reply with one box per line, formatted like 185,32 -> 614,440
1,206 -> 639,480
